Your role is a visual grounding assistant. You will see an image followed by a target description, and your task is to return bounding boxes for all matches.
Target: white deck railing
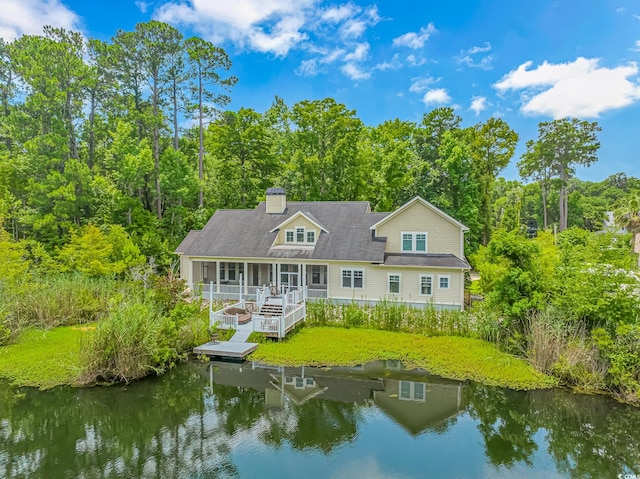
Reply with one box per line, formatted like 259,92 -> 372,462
209,300 -> 244,329
251,302 -> 306,338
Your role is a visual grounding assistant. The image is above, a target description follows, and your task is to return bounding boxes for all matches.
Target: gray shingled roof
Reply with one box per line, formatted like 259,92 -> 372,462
383,253 -> 470,269
176,201 -> 389,262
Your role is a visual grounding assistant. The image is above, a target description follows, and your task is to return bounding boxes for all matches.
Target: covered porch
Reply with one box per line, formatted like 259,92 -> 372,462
190,260 -> 328,301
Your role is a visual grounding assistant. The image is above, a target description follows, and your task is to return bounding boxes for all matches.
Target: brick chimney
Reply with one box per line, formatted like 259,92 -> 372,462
266,187 -> 286,214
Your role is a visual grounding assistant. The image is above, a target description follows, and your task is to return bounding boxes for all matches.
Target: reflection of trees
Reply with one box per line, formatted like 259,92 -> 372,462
466,383 -> 640,478
2,365 -> 640,478
529,391 -> 640,479
465,384 -> 538,467
286,399 -> 360,453
0,366 -> 239,478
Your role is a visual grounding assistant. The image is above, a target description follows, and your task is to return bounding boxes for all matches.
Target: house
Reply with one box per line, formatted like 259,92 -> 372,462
176,188 -> 470,312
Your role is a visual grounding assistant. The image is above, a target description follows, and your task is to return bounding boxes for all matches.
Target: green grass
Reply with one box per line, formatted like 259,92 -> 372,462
0,326 -> 89,388
250,327 -> 556,390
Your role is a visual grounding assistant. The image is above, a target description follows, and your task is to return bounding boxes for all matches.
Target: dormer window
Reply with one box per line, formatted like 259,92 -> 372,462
285,227 -> 317,244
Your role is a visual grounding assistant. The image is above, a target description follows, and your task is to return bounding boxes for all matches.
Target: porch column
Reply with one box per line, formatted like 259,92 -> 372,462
275,263 -> 279,289
216,261 -> 221,294
244,261 -> 248,294
301,264 -> 306,289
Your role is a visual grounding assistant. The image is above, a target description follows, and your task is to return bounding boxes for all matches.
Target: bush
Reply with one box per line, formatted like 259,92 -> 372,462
80,302 -> 168,383
593,324 -> 640,403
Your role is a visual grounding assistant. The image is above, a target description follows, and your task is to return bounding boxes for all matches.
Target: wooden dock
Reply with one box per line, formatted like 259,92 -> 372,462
193,341 -> 259,359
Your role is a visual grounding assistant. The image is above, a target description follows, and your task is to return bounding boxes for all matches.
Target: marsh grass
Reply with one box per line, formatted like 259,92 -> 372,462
250,327 -> 556,390
307,300 -> 472,336
0,326 -> 86,388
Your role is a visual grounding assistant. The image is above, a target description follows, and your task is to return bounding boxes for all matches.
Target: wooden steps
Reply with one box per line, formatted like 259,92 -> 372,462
260,302 -> 283,316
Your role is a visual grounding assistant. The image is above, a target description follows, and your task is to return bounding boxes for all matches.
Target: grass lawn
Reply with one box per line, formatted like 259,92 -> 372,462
250,327 -> 556,390
0,326 -> 89,388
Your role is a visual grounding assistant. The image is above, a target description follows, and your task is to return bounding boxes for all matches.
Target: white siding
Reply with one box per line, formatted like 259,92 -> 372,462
327,262 -> 463,307
376,201 -> 463,257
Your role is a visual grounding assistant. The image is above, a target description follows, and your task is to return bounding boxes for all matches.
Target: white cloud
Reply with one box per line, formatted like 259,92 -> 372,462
343,42 -> 369,62
615,6 -> 625,13
0,0 -> 81,41
422,88 -> 451,106
135,1 -> 150,14
409,76 -> 437,93
469,96 -> 487,116
406,54 -> 426,67
374,53 -> 402,71
341,62 -> 370,80
297,58 -> 319,76
338,5 -> 380,39
456,42 -> 493,69
392,23 -> 437,49
494,57 -> 640,118
632,40 -> 640,51
321,3 -> 360,23
155,0 -> 317,56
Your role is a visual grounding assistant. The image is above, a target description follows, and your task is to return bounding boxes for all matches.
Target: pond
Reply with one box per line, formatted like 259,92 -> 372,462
1,360 -> 639,478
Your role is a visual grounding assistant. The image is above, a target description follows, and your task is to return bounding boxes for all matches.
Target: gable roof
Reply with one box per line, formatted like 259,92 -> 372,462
269,210 -> 329,233
177,201 -> 388,262
370,196 -> 469,232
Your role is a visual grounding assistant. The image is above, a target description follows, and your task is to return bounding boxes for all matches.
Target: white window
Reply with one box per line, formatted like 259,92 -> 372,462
399,380 -> 426,402
438,275 -> 450,289
312,265 -> 321,284
401,232 -> 428,252
388,274 -> 400,294
285,230 -> 294,243
419,275 -> 433,296
296,227 -> 305,242
341,269 -> 364,289
307,230 -> 315,243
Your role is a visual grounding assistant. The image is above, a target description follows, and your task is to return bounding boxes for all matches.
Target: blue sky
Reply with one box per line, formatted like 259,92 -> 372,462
1,0 -> 640,182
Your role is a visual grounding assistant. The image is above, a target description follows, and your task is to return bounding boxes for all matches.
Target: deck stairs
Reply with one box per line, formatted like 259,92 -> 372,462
259,301 -> 284,317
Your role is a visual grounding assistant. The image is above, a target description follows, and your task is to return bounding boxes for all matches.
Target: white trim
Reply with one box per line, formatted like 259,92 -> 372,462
419,274 -> 434,296
370,196 -> 469,232
437,274 -> 451,290
340,267 -> 365,289
269,210 -> 329,233
285,229 -> 294,243
401,231 -> 428,253
387,273 -> 401,295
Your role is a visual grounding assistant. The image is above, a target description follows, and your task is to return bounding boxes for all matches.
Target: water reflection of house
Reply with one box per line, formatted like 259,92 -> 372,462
374,378 -> 464,436
204,360 -> 465,433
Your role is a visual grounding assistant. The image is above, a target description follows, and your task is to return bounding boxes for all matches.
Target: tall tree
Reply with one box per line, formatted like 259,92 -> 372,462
469,117 -> 518,245
206,108 -> 276,208
0,38 -> 16,151
288,98 -> 365,201
411,108 -> 462,199
518,140 -> 553,229
11,26 -> 88,165
523,118 -> 601,231
135,21 -> 184,220
185,37 -> 236,207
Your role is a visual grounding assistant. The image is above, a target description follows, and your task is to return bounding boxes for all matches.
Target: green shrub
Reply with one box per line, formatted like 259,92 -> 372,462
593,324 -> 640,403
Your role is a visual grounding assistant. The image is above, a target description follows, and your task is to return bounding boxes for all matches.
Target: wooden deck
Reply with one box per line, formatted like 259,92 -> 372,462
193,341 -> 259,359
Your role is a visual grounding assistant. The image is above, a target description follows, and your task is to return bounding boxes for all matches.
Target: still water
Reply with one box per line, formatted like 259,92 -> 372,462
1,360 -> 639,479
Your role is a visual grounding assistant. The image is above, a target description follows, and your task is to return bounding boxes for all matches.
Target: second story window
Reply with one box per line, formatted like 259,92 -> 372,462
401,232 -> 428,253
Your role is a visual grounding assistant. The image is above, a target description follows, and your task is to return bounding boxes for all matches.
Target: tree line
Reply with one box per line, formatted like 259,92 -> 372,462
0,21 -> 637,266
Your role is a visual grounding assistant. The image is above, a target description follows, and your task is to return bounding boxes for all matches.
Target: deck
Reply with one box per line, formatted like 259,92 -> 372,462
193,341 -> 258,359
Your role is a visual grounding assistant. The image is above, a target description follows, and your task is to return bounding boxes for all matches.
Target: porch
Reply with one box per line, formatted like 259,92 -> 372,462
190,260 -> 327,301
208,285 -> 308,339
